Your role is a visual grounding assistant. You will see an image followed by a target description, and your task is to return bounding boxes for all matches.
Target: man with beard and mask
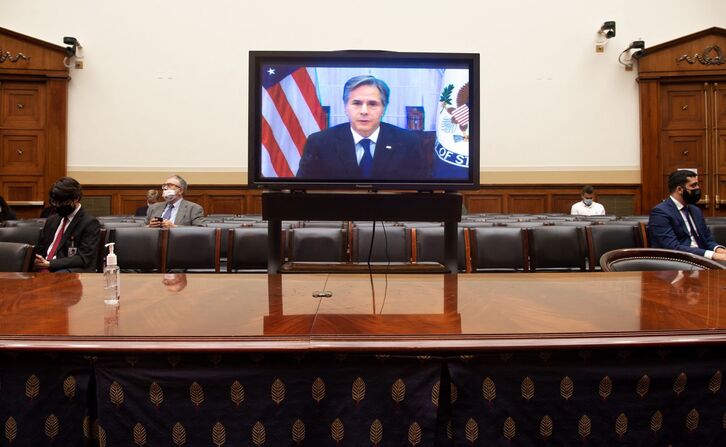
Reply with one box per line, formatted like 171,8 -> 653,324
648,170 -> 726,260
34,177 -> 101,272
146,174 -> 204,228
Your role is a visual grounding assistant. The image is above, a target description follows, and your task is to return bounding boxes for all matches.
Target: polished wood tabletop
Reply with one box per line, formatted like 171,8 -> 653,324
0,269 -> 725,351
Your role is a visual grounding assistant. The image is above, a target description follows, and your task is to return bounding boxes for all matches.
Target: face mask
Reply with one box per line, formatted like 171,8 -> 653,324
583,198 -> 593,206
682,188 -> 701,205
56,204 -> 75,217
162,189 -> 177,202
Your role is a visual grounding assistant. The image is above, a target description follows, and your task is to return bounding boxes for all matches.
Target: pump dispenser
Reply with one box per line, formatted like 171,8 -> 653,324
104,242 -> 121,304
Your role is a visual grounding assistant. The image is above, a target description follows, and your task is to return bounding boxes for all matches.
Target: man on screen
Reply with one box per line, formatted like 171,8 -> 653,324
296,75 -> 425,180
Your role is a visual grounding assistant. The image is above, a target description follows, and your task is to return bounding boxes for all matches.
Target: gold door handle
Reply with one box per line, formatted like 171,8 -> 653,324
681,104 -> 689,110
16,103 -> 24,109
698,194 -> 710,208
16,148 -> 23,155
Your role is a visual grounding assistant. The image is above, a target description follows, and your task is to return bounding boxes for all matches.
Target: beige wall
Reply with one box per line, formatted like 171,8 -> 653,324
2,0 -> 725,184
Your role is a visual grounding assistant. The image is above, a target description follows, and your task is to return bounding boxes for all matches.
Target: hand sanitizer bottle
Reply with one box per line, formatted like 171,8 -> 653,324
104,242 -> 121,304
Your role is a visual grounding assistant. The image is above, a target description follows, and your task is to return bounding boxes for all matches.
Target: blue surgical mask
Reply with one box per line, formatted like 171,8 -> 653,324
583,198 -> 593,206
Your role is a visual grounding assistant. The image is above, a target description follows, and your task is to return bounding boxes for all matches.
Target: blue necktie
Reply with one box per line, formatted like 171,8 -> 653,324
359,138 -> 373,178
162,204 -> 174,221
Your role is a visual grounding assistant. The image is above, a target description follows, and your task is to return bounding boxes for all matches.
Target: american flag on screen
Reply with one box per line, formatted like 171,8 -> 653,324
260,66 -> 326,177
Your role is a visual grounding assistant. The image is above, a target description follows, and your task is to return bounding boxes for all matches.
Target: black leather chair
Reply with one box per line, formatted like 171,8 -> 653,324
586,224 -> 643,271
528,226 -> 587,271
411,227 -> 468,272
287,228 -> 347,262
101,221 -> 145,230
707,223 -> 726,246
227,227 -> 269,272
351,225 -> 410,263
470,227 -> 529,272
204,222 -> 246,259
166,227 -> 221,272
600,248 -> 725,272
0,225 -> 42,245
108,227 -> 166,272
3,218 -> 46,228
0,242 -> 34,272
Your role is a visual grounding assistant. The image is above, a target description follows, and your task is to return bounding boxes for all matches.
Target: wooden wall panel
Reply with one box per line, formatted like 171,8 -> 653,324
464,195 -> 503,213
79,184 -> 640,217
508,194 -> 547,214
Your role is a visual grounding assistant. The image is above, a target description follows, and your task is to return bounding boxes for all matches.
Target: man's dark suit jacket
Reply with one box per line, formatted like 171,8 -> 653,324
296,122 -> 426,180
36,207 -> 101,272
135,204 -> 149,217
648,198 -> 720,256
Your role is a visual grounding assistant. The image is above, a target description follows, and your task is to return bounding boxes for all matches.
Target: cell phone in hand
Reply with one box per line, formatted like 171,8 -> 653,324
154,217 -> 164,222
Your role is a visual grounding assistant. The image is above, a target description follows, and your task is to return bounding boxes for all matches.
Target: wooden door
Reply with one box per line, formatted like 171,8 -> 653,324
637,27 -> 726,214
0,81 -> 48,202
0,27 -> 69,218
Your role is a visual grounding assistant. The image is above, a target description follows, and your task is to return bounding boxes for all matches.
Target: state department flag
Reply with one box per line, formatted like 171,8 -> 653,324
260,66 -> 326,177
432,69 -> 470,180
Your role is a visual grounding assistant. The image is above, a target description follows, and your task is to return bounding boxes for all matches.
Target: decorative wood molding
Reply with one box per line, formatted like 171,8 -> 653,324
0,50 -> 31,63
676,45 -> 725,65
78,184 -> 641,217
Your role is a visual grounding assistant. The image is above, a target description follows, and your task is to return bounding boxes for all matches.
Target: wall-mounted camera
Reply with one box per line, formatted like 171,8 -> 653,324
62,36 -> 83,69
619,39 -> 646,71
596,20 -> 616,53
599,21 -> 616,39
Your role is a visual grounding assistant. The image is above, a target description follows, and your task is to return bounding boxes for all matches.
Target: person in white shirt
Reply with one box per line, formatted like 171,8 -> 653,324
571,185 -> 606,216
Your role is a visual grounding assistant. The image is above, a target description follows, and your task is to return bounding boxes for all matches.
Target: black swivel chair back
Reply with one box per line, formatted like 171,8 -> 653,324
165,227 -> 221,272
227,227 -> 269,272
470,227 -> 529,272
586,224 -> 643,271
411,226 -> 468,272
287,228 -> 347,262
351,225 -> 410,263
528,226 -> 587,271
0,226 -> 42,245
0,242 -> 34,272
108,227 -> 166,272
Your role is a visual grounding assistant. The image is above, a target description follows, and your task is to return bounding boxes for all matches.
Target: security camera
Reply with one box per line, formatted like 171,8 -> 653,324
63,36 -> 79,58
599,21 -> 616,39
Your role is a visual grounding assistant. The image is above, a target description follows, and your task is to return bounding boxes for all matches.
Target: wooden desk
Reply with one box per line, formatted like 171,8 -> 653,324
1,272 -> 724,446
0,270 -> 724,350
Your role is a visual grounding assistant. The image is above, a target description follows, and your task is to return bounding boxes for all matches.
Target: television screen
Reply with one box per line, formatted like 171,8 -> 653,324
248,50 -> 479,190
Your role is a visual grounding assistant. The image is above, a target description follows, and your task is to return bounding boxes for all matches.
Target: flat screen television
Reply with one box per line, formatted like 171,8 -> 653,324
248,50 -> 479,190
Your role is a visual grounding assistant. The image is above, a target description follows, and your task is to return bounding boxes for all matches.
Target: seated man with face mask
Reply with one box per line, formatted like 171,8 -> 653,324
146,174 -> 205,228
648,169 -> 726,261
34,177 -> 101,272
570,185 -> 605,216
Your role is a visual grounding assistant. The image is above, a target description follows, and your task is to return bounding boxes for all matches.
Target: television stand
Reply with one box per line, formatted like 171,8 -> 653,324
262,191 -> 463,273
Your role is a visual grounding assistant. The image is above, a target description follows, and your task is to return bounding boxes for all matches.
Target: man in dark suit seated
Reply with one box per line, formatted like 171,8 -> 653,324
135,189 -> 159,217
34,177 -> 101,272
296,75 -> 425,180
146,174 -> 204,227
648,170 -> 726,261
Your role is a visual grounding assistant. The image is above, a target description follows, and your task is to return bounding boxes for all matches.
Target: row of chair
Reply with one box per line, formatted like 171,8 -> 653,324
4,217 -> 726,273
0,223 -> 646,273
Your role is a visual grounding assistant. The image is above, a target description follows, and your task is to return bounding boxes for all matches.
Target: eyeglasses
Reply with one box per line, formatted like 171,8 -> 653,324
161,183 -> 182,189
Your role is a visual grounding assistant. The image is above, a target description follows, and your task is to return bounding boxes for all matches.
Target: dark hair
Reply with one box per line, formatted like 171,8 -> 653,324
49,177 -> 83,204
0,195 -> 13,220
342,75 -> 390,108
581,185 -> 594,195
668,170 -> 697,193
